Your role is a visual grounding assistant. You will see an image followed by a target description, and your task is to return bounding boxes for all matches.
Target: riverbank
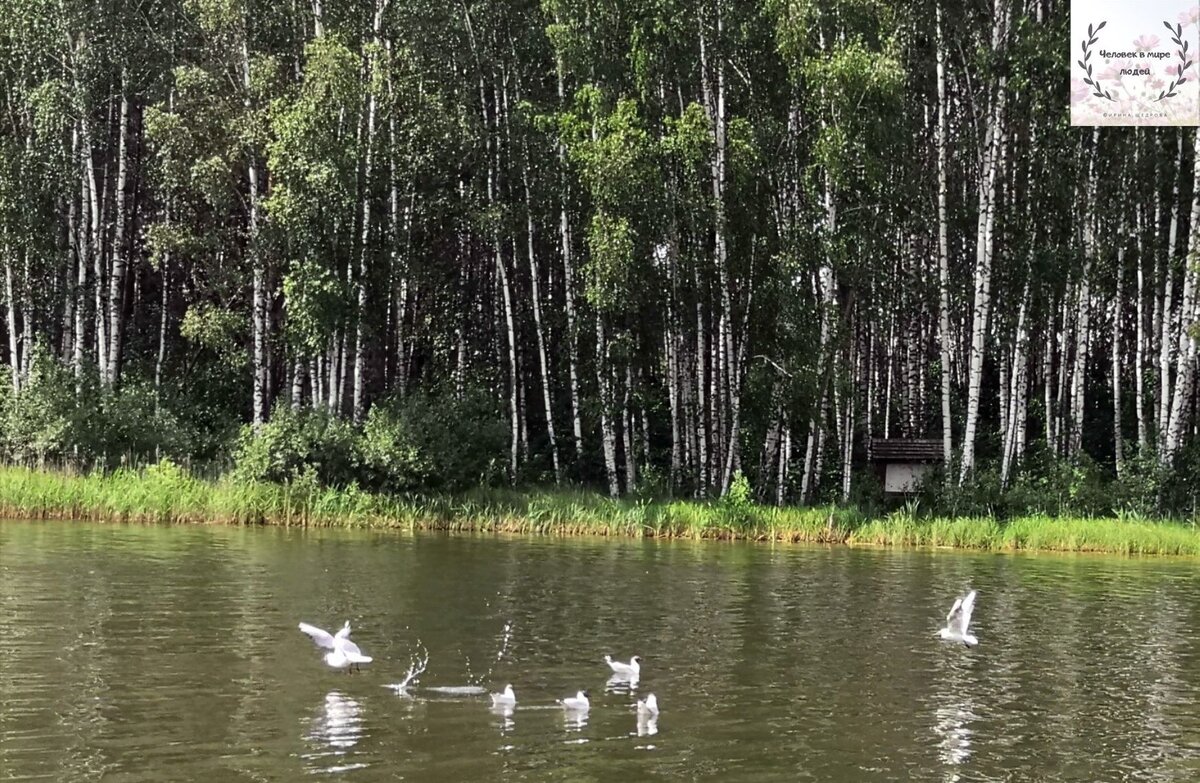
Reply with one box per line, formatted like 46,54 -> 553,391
1,463 -> 1198,555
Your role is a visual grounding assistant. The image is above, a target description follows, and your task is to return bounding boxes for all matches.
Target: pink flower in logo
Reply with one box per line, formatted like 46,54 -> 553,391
1179,7 -> 1200,26
1133,34 -> 1160,50
1072,77 -> 1092,102
1099,60 -> 1131,80
1149,76 -> 1166,90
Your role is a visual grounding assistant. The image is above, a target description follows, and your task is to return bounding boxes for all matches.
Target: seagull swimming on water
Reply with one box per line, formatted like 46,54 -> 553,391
558,690 -> 591,711
636,693 -> 659,717
605,654 -> 641,678
299,621 -> 374,671
938,590 -> 979,648
490,684 -> 516,708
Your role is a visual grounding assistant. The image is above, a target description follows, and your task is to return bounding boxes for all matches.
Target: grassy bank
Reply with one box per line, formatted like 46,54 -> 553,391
1,463 -> 1198,556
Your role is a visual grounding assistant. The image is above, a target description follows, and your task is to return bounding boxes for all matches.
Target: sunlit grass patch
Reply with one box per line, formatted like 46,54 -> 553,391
1,463 -> 1199,556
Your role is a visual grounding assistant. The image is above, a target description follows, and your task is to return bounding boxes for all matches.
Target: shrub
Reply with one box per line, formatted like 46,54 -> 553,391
231,405 -> 361,486
361,388 -> 506,492
2,354 -> 81,465
88,382 -> 195,465
718,470 -> 755,525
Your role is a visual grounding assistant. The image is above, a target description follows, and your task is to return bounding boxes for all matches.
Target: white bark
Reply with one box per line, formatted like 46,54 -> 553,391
958,3 -> 1009,481
525,165 -> 560,483
352,0 -> 388,424
1069,132 -> 1100,459
242,27 -> 266,426
1159,131 -> 1184,446
106,79 -> 130,387
551,18 -> 583,465
1112,246 -> 1126,478
1135,137 -> 1149,452
1163,130 -> 1200,464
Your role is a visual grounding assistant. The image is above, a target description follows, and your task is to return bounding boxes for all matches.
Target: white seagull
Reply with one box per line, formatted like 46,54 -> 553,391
490,684 -> 516,708
299,621 -> 374,671
558,690 -> 591,711
605,654 -> 641,678
636,693 -> 659,717
938,590 -> 979,648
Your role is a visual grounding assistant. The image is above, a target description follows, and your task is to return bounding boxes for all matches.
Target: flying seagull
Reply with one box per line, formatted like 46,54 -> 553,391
299,621 -> 374,671
558,690 -> 591,711
938,590 -> 979,648
490,684 -> 516,708
605,654 -> 641,678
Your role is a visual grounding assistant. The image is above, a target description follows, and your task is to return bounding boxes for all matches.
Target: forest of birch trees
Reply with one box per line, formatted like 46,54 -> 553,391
2,0 -> 1200,512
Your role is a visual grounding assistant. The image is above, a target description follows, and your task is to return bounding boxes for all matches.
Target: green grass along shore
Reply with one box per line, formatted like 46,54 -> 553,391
1,463 -> 1199,556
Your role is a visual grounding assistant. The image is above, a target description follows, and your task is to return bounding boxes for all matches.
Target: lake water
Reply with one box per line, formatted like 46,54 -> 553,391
2,520 -> 1199,781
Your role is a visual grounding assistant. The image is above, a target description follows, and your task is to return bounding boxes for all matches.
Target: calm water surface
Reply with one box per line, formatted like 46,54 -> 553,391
2,520 -> 1200,781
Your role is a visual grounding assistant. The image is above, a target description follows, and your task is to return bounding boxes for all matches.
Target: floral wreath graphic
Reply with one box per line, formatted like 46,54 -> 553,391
1157,21 -> 1194,102
1078,21 -> 1115,102
1078,19 -> 1195,104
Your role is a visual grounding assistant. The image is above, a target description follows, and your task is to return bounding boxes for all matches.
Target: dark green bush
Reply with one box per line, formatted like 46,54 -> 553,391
361,388 -> 507,492
1,355 -> 77,464
231,404 -> 361,486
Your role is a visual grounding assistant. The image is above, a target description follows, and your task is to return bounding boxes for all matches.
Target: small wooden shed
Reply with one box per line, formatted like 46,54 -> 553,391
870,438 -> 945,496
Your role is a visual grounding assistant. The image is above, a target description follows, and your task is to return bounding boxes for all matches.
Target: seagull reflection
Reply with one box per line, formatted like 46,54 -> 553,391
490,703 -> 515,733
636,712 -> 658,737
563,710 -> 589,732
302,691 -> 368,773
606,673 -> 639,693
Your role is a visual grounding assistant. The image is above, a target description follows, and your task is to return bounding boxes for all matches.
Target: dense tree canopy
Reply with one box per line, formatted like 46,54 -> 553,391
0,0 -> 1198,514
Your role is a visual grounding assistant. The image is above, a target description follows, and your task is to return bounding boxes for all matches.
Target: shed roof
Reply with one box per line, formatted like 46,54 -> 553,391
870,438 -> 945,462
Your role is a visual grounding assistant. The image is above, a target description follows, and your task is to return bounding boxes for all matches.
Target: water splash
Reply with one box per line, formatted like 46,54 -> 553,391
383,642 -> 429,696
480,621 -> 514,683
462,621 -> 514,686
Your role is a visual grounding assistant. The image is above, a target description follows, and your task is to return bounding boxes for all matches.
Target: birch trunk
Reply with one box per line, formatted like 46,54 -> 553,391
73,126 -> 88,387
5,250 -> 18,392
1112,245 -> 1126,478
351,0 -> 388,423
596,319 -> 620,497
1159,131 -> 1184,447
106,76 -> 130,387
524,147 -> 560,483
242,27 -> 267,426
1163,129 -> 1200,464
959,0 -> 1008,482
1135,138 -> 1149,452
1044,313 -> 1055,453
1001,280 -> 1030,487
552,20 -> 583,464
1069,133 -> 1099,459
695,268 -> 709,496
699,1 -> 737,494
623,365 -> 636,493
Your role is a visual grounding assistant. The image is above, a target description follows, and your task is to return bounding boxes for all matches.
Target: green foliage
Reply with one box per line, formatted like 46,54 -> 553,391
719,471 -> 755,525
583,211 -> 635,313
1,355 -> 75,464
231,405 -> 361,486
180,303 -> 245,366
282,260 -> 348,357
0,355 -> 196,467
361,389 -> 507,492
564,92 -> 657,213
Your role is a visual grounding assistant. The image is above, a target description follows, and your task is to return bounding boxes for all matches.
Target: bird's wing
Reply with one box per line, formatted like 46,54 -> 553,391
959,590 -> 977,633
945,597 -> 963,626
335,621 -> 351,641
299,622 -> 336,649
335,637 -> 363,657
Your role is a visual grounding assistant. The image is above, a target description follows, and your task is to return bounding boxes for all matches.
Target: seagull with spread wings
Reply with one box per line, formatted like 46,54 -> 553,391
299,621 -> 374,672
937,591 -> 979,648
